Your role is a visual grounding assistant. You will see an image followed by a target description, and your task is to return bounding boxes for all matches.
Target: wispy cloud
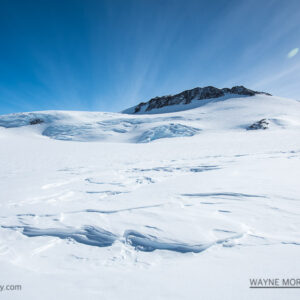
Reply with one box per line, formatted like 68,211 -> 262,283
287,48 -> 299,58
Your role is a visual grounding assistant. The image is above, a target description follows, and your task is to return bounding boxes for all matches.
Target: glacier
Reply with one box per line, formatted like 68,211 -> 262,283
0,93 -> 300,299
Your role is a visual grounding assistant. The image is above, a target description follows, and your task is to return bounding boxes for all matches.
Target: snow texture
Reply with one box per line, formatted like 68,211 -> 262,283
0,93 -> 300,299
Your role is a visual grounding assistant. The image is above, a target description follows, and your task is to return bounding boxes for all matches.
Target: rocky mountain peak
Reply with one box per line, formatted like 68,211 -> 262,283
127,85 -> 271,114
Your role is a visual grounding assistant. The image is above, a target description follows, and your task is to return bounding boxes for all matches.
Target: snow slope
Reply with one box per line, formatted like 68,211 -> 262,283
0,94 -> 300,299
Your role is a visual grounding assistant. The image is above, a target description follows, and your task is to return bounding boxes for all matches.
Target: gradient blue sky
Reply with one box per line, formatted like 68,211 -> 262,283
0,0 -> 299,114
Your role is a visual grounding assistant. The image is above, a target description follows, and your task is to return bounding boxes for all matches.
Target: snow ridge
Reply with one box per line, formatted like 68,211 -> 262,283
2,225 -> 243,254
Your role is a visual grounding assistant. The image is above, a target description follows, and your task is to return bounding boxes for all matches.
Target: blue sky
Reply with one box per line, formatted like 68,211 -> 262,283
0,0 -> 299,114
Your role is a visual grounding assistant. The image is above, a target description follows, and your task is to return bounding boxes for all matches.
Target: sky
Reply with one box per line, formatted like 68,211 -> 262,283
0,0 -> 300,115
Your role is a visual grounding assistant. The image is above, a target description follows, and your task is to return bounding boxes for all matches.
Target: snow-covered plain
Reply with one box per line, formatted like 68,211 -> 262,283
0,94 -> 300,299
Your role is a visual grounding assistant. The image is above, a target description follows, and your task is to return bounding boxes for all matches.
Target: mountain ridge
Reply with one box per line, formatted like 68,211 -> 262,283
123,85 -> 271,114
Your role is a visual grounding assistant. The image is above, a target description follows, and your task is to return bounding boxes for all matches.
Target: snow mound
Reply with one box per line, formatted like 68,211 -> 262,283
137,123 -> 201,143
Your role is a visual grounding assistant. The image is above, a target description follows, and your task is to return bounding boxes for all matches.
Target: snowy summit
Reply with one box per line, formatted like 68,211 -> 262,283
123,85 -> 271,114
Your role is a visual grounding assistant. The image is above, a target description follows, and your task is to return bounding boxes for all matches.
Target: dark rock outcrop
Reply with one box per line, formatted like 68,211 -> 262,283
247,119 -> 269,130
29,118 -> 44,125
132,85 -> 271,113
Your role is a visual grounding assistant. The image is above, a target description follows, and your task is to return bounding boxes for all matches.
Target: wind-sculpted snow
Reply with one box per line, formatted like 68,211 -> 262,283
84,204 -> 162,214
182,192 -> 267,199
1,93 -> 300,299
22,225 -> 118,247
124,230 -> 243,253
137,123 -> 200,143
124,230 -> 210,253
3,225 -> 243,253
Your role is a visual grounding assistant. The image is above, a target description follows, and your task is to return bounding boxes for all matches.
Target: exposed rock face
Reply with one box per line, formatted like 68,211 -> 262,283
133,85 -> 271,113
29,118 -> 44,125
247,119 -> 269,130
